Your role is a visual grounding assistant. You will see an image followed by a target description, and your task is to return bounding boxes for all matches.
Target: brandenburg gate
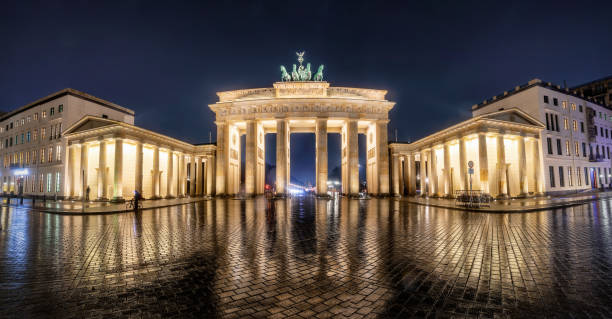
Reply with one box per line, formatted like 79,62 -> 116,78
209,53 -> 395,197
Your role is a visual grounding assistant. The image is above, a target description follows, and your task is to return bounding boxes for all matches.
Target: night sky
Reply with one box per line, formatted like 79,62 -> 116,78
2,0 -> 612,185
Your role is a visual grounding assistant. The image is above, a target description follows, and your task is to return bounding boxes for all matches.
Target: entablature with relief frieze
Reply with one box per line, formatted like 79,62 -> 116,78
210,100 -> 395,121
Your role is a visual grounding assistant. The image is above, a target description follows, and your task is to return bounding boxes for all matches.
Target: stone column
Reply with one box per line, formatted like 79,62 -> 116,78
215,122 -> 226,195
245,120 -> 256,196
376,120 -> 390,195
113,138 -> 123,200
135,141 -> 143,195
195,157 -> 202,195
166,150 -> 174,198
478,133 -> 489,193
392,154 -> 400,196
206,156 -> 214,196
80,143 -> 88,198
276,119 -> 288,195
407,154 -> 417,195
420,150 -> 427,195
179,153 -> 185,196
459,137 -> 467,190
98,140 -> 107,199
190,155 -> 197,196
67,145 -> 74,197
399,157 -> 405,195
518,136 -> 528,195
152,145 -> 160,199
347,119 -> 359,196
429,148 -> 438,196
315,118 -> 328,196
532,137 -> 542,194
496,134 -> 507,198
443,142 -> 451,197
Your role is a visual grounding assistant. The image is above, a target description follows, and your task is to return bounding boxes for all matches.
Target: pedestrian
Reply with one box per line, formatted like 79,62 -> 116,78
86,186 -> 90,201
134,190 -> 141,211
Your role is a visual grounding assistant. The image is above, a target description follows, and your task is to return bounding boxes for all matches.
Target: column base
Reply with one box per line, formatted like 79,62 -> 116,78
95,197 -> 109,202
110,197 -> 125,203
165,195 -> 176,199
149,195 -> 162,200
316,193 -> 332,199
496,194 -> 509,200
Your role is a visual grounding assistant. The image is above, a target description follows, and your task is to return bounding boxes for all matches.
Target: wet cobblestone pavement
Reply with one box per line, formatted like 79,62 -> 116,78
1,197 -> 612,318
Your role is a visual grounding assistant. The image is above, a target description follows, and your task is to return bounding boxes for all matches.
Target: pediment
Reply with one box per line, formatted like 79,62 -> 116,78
481,109 -> 540,126
65,117 -> 118,134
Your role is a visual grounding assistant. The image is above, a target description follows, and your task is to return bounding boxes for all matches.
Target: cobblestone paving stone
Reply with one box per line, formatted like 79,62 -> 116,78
1,197 -> 612,318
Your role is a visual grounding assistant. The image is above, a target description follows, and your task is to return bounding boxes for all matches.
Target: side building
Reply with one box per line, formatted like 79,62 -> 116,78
0,89 -> 135,198
471,79 -> 612,194
0,88 -> 216,201
572,75 -> 612,107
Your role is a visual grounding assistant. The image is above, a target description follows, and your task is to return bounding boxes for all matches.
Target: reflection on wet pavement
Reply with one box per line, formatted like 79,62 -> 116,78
1,197 -> 612,318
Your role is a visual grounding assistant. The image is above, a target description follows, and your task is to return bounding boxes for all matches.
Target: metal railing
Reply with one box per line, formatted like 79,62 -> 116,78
454,190 -> 492,208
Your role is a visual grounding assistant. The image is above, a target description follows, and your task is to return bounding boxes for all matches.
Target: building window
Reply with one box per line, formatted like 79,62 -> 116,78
573,120 -> 577,131
577,167 -> 582,186
40,149 -> 45,163
582,143 -> 587,157
41,128 -> 46,140
102,114 -> 108,119
20,133 -> 24,144
27,116 -> 30,123
547,138 -> 553,154
563,117 -> 568,130
594,126 -> 598,136
579,105 -> 583,112
545,113 -> 550,130
48,147 -> 53,162
56,145 -> 61,161
26,131 -> 30,142
549,166 -> 555,187
555,115 -> 560,132
559,167 -> 565,187
607,129 -> 610,139
34,113 -> 38,120
55,172 -> 61,192
575,142 -> 579,156
58,104 -> 63,113
601,127 -> 604,136
556,139 -> 562,155
50,107 -> 54,116
553,98 -> 558,106
562,101 -> 567,109
544,95 -> 549,104
46,173 -> 52,193
39,174 -> 43,192
580,122 -> 585,133
42,111 -> 46,118
571,103 -> 576,111
584,167 -> 589,185
33,130 -> 38,141
565,140 -> 570,155
568,167 -> 573,187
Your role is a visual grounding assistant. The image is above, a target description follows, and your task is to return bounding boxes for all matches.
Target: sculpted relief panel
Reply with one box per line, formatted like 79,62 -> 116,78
215,103 -> 392,118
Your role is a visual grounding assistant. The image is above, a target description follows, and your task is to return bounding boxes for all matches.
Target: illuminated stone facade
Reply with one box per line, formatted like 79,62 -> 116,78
390,109 -> 544,198
63,117 -> 215,201
209,81 -> 395,197
0,88 -> 134,198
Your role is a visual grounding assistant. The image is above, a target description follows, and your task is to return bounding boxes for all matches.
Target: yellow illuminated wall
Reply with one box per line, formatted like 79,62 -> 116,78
122,142 -> 136,197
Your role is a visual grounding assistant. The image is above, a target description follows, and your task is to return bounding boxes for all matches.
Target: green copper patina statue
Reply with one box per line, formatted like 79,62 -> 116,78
313,65 -> 324,81
280,66 -> 291,81
280,52 -> 324,81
